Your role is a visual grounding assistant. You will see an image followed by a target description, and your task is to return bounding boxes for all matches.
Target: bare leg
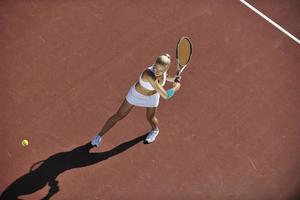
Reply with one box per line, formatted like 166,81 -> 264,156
98,99 -> 134,137
146,107 -> 158,130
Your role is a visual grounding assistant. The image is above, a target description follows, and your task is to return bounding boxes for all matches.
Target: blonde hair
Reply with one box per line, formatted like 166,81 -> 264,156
155,54 -> 171,69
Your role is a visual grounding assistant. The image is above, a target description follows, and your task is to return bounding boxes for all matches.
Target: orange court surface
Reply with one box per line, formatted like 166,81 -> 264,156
1,0 -> 300,199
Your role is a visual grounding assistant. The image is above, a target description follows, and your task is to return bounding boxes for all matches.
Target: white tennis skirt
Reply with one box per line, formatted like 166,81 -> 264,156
126,83 -> 160,107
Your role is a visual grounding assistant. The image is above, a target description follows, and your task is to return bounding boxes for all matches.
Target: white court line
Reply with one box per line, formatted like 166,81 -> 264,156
240,0 -> 300,45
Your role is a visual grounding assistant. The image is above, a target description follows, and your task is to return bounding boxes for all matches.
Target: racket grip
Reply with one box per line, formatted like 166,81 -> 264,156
174,76 -> 181,82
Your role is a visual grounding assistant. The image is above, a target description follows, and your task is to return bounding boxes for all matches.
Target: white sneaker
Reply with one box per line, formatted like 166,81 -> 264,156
91,134 -> 102,147
145,128 -> 159,144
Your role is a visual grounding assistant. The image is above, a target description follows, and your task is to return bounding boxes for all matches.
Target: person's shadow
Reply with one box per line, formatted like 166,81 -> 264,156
0,134 -> 147,200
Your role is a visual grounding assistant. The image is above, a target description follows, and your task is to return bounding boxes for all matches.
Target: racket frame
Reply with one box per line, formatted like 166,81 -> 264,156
175,36 -> 193,82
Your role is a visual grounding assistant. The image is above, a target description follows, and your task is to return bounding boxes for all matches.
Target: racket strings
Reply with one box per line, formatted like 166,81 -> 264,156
177,38 -> 192,66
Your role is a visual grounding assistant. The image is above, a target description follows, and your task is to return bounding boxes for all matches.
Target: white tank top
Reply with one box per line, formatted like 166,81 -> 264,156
139,65 -> 167,91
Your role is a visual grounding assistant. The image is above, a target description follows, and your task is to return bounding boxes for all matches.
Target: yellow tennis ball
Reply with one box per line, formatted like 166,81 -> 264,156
21,139 -> 29,147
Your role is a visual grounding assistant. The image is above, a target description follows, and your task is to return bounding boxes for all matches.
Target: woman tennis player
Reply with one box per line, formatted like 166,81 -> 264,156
91,54 -> 181,147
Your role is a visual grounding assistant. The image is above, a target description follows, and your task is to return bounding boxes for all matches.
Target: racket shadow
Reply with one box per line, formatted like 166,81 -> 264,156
0,134 -> 147,200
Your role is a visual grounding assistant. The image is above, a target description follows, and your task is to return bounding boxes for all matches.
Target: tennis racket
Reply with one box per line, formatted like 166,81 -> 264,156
174,36 -> 193,82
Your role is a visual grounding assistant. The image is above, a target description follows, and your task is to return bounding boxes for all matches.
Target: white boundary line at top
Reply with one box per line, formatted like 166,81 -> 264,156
240,0 -> 300,45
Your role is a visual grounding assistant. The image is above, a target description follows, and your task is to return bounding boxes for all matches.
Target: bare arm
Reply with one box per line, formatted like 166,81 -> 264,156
166,73 -> 181,83
145,71 -> 180,99
166,74 -> 175,82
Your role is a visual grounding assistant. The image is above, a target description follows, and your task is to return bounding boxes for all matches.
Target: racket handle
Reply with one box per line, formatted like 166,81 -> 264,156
174,75 -> 181,82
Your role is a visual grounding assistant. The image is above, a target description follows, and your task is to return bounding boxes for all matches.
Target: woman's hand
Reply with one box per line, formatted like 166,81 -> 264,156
173,82 -> 181,91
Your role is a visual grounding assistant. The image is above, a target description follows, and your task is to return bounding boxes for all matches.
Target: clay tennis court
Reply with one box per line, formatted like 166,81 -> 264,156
1,0 -> 300,199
